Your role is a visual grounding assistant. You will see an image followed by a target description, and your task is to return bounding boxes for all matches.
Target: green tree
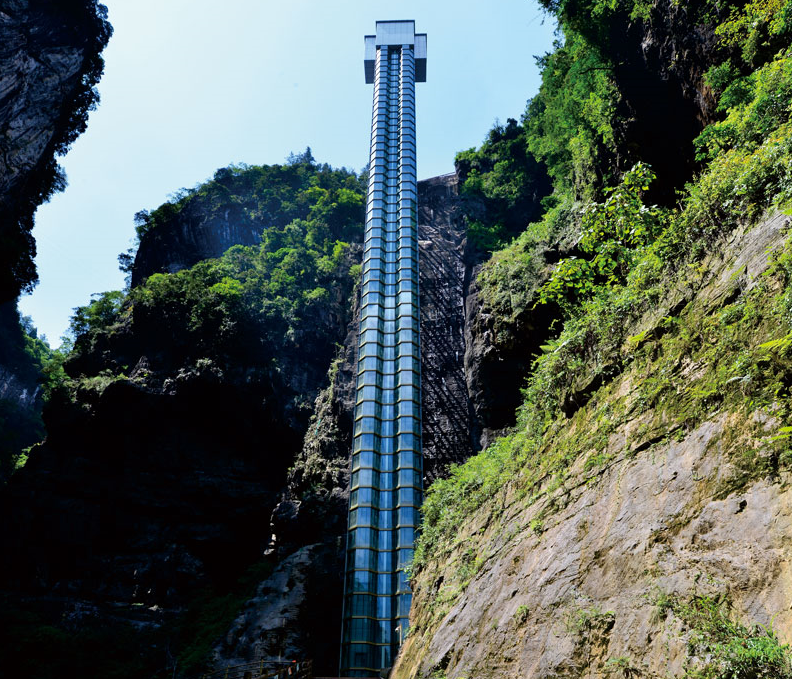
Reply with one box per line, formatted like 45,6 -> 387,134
538,162 -> 667,311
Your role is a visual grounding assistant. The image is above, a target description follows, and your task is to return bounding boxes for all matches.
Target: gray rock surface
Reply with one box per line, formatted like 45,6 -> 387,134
213,542 -> 344,674
397,417 -> 792,679
392,213 -> 792,679
418,174 -> 479,478
0,0 -> 110,301
0,364 -> 39,408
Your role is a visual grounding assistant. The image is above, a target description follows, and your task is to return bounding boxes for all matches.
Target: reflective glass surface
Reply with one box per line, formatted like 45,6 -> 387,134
342,38 -> 423,677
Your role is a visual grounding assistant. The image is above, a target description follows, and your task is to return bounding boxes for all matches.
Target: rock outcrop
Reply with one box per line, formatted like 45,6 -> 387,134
0,0 -> 111,302
130,201 -> 264,288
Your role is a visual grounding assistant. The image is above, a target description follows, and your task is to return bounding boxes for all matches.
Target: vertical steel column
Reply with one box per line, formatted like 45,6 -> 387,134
341,22 -> 424,677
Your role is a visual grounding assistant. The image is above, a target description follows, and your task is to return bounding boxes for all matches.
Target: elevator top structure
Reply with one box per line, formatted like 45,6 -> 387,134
364,20 -> 427,83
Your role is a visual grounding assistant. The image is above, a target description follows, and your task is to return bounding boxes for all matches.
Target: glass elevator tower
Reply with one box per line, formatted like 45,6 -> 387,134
340,21 -> 427,677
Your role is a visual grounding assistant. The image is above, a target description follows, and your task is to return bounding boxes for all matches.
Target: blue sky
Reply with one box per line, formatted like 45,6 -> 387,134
19,0 -> 556,345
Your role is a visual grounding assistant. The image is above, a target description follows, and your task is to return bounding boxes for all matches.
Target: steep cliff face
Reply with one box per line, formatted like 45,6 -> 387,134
463,249 -> 560,448
394,209 -> 792,679
605,0 -> 723,201
0,0 -> 111,302
5,263 -> 359,602
130,200 -> 263,287
4,311 -> 345,607
418,174 -> 480,476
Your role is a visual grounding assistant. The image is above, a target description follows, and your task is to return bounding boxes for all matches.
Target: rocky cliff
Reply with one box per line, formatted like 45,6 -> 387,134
394,209 -> 792,679
387,1 -> 792,676
0,0 -> 110,486
0,0 -> 111,303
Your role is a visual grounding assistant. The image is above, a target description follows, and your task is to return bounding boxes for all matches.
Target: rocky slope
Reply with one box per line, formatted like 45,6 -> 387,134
417,174 -> 481,475
394,210 -> 792,678
0,0 -> 111,302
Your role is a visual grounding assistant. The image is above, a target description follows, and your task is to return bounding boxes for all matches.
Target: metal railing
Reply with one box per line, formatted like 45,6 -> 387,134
201,659 -> 312,679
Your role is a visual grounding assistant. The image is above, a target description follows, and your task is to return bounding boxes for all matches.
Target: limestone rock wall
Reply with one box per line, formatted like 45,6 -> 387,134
0,0 -> 111,301
392,213 -> 792,679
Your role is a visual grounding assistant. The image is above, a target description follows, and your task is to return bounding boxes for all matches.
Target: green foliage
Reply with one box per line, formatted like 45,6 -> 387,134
538,162 -> 668,311
716,0 -> 792,66
128,218 -> 356,360
0,305 -> 54,385
704,62 -> 742,97
524,30 -> 619,199
514,604 -> 530,624
130,159 -> 364,243
603,656 -> 641,678
475,201 -> 572,338
658,593 -> 792,679
66,290 -> 125,343
562,603 -> 613,635
63,159 -> 366,412
455,12 -> 623,261
411,0 -> 792,656
456,118 -> 551,251
695,50 -> 792,162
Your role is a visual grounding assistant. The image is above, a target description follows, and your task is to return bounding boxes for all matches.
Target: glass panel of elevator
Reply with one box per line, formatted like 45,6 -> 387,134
341,20 -> 426,678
